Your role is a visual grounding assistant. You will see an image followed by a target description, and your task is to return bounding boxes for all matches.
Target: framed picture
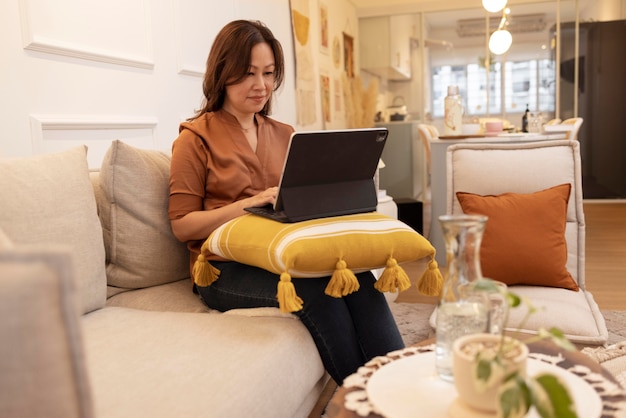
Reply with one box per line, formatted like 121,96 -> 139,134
332,36 -> 341,68
343,32 -> 354,78
319,2 -> 329,54
334,78 -> 342,112
320,74 -> 331,123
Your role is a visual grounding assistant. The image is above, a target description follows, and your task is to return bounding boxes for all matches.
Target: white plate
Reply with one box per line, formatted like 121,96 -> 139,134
365,352 -> 602,418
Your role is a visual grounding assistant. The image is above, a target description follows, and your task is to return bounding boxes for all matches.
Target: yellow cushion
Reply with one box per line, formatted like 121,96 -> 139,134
193,212 -> 442,312
456,183 -> 578,291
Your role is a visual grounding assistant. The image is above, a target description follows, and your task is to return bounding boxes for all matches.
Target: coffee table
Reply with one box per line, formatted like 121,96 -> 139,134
325,339 -> 626,418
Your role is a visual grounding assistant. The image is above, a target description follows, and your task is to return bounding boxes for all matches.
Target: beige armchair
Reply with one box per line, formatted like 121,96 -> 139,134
431,140 -> 607,345
544,117 -> 583,141
561,117 -> 584,140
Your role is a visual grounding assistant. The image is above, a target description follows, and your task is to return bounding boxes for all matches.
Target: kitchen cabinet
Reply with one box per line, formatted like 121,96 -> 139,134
359,14 -> 414,80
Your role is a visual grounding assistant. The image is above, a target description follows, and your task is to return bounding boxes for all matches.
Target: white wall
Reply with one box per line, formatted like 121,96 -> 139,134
0,0 -> 300,167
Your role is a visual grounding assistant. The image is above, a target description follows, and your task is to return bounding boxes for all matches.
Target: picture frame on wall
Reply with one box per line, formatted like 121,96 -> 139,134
343,32 -> 354,78
319,2 -> 329,54
332,36 -> 341,68
320,73 -> 331,123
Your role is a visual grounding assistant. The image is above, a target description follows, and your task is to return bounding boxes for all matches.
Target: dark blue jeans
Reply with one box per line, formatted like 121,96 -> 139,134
196,261 -> 405,384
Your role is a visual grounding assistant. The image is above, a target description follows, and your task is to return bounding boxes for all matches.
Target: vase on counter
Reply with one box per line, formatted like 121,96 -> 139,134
443,85 -> 463,136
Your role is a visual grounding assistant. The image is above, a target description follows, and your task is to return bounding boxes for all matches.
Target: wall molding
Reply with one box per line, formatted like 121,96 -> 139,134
29,115 -> 158,131
178,67 -> 205,78
173,0 -> 235,78
29,115 -> 159,168
23,35 -> 155,69
19,0 -> 154,69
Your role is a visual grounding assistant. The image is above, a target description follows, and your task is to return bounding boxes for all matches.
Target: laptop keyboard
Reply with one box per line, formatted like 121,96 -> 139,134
245,205 -> 290,222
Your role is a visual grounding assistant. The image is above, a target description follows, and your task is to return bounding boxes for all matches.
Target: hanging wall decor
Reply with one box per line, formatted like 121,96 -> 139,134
343,33 -> 354,78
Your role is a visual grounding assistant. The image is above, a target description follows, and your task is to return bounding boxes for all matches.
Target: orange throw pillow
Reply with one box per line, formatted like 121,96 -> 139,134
456,183 -> 579,291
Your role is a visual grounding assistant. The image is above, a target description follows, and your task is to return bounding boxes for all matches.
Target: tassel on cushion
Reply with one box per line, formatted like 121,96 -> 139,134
192,254 -> 221,287
375,256 -> 412,293
325,259 -> 360,297
417,257 -> 443,296
277,272 -> 304,313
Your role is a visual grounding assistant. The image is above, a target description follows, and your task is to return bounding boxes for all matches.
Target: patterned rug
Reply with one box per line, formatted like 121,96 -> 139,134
388,302 -> 626,385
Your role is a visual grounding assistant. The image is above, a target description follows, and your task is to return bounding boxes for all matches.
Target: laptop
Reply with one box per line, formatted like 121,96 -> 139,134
244,127 -> 388,223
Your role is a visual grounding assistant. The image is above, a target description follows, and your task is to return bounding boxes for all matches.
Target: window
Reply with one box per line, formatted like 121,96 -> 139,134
432,59 -> 555,117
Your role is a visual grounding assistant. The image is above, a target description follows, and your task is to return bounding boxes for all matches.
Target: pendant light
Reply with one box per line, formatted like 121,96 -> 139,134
489,29 -> 513,55
482,0 -> 507,13
489,8 -> 512,55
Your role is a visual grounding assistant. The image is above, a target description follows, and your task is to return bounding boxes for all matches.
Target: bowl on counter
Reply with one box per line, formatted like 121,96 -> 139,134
461,123 -> 481,135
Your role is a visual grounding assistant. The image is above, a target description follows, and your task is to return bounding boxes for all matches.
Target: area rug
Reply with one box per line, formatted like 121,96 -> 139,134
388,302 -> 626,385
582,341 -> 626,388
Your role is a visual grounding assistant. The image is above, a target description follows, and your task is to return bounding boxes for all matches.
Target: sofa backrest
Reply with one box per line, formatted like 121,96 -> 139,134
0,146 -> 107,314
94,140 -> 191,292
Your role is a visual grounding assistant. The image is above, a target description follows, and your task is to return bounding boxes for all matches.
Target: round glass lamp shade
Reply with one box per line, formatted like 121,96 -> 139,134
482,0 -> 507,13
489,29 -> 512,55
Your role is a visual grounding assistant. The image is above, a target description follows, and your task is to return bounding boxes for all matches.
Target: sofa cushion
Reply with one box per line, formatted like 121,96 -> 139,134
0,146 -> 106,313
456,183 -> 578,291
106,278 -> 210,313
0,247 -> 93,418
196,212 -> 443,312
82,306 -> 325,418
98,140 -> 190,290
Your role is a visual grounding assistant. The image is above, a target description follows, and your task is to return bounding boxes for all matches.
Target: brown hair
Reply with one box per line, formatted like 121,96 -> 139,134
190,20 -> 285,120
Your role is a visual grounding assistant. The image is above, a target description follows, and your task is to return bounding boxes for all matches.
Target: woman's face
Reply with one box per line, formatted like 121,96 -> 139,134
223,42 -> 275,118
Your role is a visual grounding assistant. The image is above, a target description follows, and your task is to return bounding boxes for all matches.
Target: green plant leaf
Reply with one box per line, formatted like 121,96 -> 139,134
475,356 -> 509,392
476,358 -> 493,382
498,375 -> 531,418
537,328 -> 576,351
530,373 -> 577,418
505,292 -> 521,308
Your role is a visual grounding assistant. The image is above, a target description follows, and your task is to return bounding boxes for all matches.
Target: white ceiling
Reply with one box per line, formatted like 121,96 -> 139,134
351,0 -> 585,23
351,0 -> 583,43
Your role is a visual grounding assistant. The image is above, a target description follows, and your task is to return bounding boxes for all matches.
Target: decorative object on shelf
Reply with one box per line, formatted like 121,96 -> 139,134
452,279 -> 579,418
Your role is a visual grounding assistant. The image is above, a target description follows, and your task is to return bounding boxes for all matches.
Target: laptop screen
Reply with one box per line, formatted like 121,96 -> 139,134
272,127 -> 388,220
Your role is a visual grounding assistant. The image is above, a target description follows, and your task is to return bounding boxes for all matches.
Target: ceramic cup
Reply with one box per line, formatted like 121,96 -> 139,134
485,121 -> 503,134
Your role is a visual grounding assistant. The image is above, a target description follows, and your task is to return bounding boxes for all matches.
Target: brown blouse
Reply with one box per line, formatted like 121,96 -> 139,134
168,109 -> 294,271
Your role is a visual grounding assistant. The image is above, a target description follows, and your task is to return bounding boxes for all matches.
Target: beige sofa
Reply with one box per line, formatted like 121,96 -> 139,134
0,141 -> 329,418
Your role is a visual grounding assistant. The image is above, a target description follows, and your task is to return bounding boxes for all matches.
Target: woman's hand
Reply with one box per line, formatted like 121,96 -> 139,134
247,186 -> 278,207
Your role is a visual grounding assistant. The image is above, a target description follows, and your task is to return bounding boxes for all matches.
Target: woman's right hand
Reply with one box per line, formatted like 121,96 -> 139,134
247,186 -> 278,207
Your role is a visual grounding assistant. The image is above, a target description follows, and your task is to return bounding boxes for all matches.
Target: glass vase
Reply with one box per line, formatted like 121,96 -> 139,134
435,214 -> 489,381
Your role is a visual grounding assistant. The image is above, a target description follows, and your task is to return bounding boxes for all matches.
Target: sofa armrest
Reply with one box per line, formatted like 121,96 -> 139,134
0,246 -> 94,418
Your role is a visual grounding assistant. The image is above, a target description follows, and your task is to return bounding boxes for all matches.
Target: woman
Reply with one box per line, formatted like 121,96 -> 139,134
168,19 -> 404,385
